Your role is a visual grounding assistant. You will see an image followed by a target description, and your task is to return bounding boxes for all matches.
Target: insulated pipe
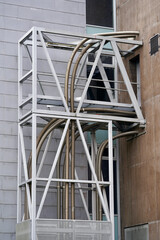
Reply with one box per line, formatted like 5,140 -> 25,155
60,123 -> 87,219
27,118 -> 58,173
27,119 -> 94,220
61,122 -> 101,218
96,130 -> 138,220
59,124 -> 88,219
65,40 -> 89,219
67,30 -> 140,108
82,107 -> 136,117
70,42 -> 99,112
64,37 -> 89,219
69,39 -> 106,219
68,42 -> 137,217
25,118 -> 58,219
69,42 -> 97,219
94,31 -> 139,38
64,38 -> 89,103
25,30 -> 141,220
35,119 -> 65,218
64,38 -> 99,219
56,154 -> 61,219
25,119 -> 65,219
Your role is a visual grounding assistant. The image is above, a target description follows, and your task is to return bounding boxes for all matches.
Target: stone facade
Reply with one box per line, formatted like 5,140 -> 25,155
117,0 -> 160,239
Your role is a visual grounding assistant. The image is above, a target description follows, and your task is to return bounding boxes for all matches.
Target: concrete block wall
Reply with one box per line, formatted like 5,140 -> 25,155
0,1 -> 86,239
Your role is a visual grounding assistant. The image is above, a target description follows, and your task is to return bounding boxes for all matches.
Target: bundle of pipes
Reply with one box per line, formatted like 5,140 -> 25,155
24,31 -> 140,220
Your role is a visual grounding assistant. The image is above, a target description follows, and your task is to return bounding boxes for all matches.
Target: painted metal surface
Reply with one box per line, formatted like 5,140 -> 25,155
17,27 -> 145,240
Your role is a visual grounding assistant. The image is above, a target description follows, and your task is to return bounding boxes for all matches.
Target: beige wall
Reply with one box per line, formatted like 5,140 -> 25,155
117,0 -> 160,239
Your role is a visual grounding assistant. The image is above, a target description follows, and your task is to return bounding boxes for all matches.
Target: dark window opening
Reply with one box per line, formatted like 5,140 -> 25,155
129,55 -> 141,106
86,0 -> 113,28
88,53 -> 112,64
103,147 -> 115,158
102,159 -> 117,215
87,65 -> 114,101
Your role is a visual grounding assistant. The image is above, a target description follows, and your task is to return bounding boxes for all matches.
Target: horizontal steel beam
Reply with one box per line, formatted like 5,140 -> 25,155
36,178 -> 110,185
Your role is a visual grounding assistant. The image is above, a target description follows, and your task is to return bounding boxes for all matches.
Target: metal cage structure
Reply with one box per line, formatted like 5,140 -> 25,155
17,27 -> 145,240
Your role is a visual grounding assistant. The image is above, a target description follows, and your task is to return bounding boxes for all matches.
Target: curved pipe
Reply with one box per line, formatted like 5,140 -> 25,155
25,118 -> 59,219
69,41 -> 97,219
27,118 -> 58,173
25,31 -> 141,220
64,38 -> 89,103
64,37 -> 91,219
96,130 -> 138,220
94,31 -> 139,38
61,122 -> 101,218
82,107 -> 136,117
70,42 -> 96,112
25,118 -> 66,219
64,37 -> 100,219
25,36 -> 97,219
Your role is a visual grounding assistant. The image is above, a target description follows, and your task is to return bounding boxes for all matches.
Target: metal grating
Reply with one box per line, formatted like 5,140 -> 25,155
16,219 -> 112,240
150,34 -> 159,55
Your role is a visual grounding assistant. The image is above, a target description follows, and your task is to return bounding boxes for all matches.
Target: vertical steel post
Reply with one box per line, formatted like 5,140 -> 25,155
65,129 -> 69,219
71,120 -> 75,219
32,28 -> 38,112
31,27 -> 38,240
31,114 -> 37,240
17,40 -> 23,223
108,121 -> 115,240
116,139 -> 121,240
18,40 -> 23,120
113,0 -> 117,31
91,131 -> 97,220
17,124 -> 22,223
19,126 -> 32,219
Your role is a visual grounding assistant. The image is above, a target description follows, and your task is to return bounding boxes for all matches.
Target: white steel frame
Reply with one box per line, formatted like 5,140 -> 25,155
17,27 -> 145,240
18,27 -> 145,125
